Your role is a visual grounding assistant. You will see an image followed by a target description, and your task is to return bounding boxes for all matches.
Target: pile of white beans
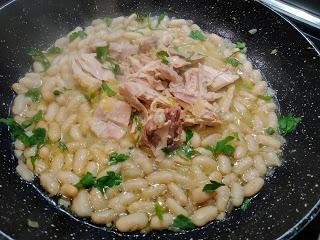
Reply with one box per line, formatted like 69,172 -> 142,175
11,14 -> 282,232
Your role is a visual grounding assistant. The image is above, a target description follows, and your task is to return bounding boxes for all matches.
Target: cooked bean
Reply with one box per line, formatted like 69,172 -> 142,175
168,183 -> 188,206
56,171 -> 80,185
231,182 -> 244,207
128,201 -> 155,214
73,149 -> 89,175
217,155 -> 232,175
147,171 -> 173,184
123,178 -> 147,192
191,206 -> 218,226
166,198 -> 188,216
256,135 -> 281,149
242,168 -> 260,182
92,209 -> 117,224
60,184 -> 78,198
116,213 -> 148,232
71,190 -> 93,217
254,155 -> 267,176
142,184 -> 167,199
39,172 -> 60,196
243,177 -> 264,197
150,213 -> 173,230
215,186 -> 231,212
190,187 -> 213,204
233,157 -> 253,175
89,188 -> 109,211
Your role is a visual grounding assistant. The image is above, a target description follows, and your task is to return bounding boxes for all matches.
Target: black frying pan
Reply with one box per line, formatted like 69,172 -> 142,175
0,0 -> 320,239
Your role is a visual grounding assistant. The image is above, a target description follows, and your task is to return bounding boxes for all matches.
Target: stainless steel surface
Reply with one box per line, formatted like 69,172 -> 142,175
258,0 -> 320,29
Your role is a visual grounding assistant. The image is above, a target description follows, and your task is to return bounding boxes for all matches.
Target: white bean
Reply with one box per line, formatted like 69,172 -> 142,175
243,177 -> 264,197
45,102 -> 59,122
16,162 -> 34,181
89,188 -> 108,211
242,168 -> 260,182
60,184 -> 78,198
92,209 -> 117,224
215,186 -> 231,212
150,213 -> 173,230
190,187 -> 213,204
166,198 -> 188,216
191,206 -> 218,226
128,201 -> 154,214
116,213 -> 148,232
256,135 -> 281,149
39,172 -> 60,196
71,190 -> 93,217
168,183 -> 188,206
56,171 -> 80,185
217,155 -> 232,175
254,155 -> 267,176
142,184 -> 167,199
73,149 -> 89,175
190,132 -> 201,148
261,152 -> 280,166
131,149 -> 153,175
123,178 -> 147,192
234,144 -> 247,159
245,135 -> 259,154
233,157 -> 253,175
231,182 -> 244,207
147,171 -> 173,184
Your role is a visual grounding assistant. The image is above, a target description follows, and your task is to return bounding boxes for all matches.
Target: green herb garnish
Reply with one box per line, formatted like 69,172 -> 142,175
259,95 -> 272,101
28,128 -> 46,147
176,145 -> 199,160
84,94 -> 92,103
202,180 -> 224,193
156,50 -> 169,65
108,152 -> 130,165
189,30 -> 207,41
69,30 -> 87,42
184,129 -> 193,144
25,88 -> 40,102
155,202 -> 163,220
265,127 -> 275,135
241,198 -> 250,211
235,41 -> 246,52
136,14 -> 147,23
206,135 -> 236,156
110,63 -> 121,75
173,215 -> 195,229
226,57 -> 241,67
278,113 -> 300,136
53,90 -> 62,96
21,110 -> 42,129
95,171 -> 122,194
96,46 -> 110,63
75,172 -> 96,189
58,140 -> 67,151
30,155 -> 38,170
47,47 -> 63,55
101,83 -> 116,97
104,16 -> 113,27
157,13 -> 166,26
27,48 -> 50,70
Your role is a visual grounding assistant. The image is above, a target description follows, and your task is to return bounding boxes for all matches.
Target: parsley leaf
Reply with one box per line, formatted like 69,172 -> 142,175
176,145 -> 199,160
21,110 -> 43,129
101,83 -> 116,97
266,127 -> 275,135
47,47 -> 63,55
84,94 -> 92,103
25,88 -> 40,102
241,198 -> 250,211
184,129 -> 193,144
53,90 -> 62,96
28,128 -> 46,147
162,147 -> 176,156
104,16 -> 113,27
110,63 -> 121,75
30,155 -> 38,170
259,95 -> 272,101
157,13 -> 166,26
202,180 -> 224,193
108,152 -> 130,165
189,30 -> 207,41
27,48 -> 50,70
69,30 -> 87,42
96,46 -> 110,63
214,135 -> 235,156
58,140 -> 67,151
278,113 -> 300,136
155,202 -> 163,220
136,14 -> 147,23
173,215 -> 195,229
75,172 -> 95,189
156,50 -> 169,65
226,57 -> 241,67
95,171 -> 122,194
235,41 -> 246,52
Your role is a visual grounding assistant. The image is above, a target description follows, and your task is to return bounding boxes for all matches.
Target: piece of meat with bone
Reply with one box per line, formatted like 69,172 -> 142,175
71,53 -> 114,90
90,98 -> 132,140
142,106 -> 182,156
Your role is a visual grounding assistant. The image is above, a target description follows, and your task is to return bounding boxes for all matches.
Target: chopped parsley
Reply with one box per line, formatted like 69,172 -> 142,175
241,198 -> 250,211
156,50 -> 169,65
27,48 -> 50,70
21,110 -> 42,129
47,46 -> 63,55
226,57 -> 241,67
278,113 -> 300,136
189,30 -> 207,41
173,215 -> 195,229
53,90 -> 62,96
155,202 -> 163,220
84,94 -> 92,103
75,172 -> 96,189
265,127 -> 275,135
259,95 -> 272,101
25,88 -> 40,102
157,13 -> 166,26
136,13 -> 147,23
202,180 -> 224,193
30,155 -> 38,170
96,45 -> 110,63
235,41 -> 246,52
108,152 -> 130,165
101,83 -> 116,97
104,16 -> 113,27
69,30 -> 87,42
95,171 -> 122,194
110,63 -> 121,75
184,129 -> 193,144
58,140 -> 67,151
205,135 -> 236,156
